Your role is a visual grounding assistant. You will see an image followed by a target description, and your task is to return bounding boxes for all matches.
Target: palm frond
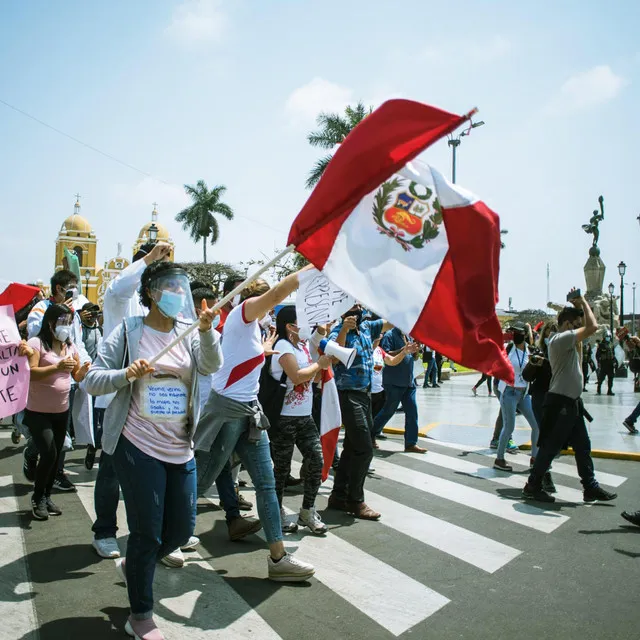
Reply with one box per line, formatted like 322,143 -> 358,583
213,202 -> 234,220
306,154 -> 332,189
209,217 -> 220,245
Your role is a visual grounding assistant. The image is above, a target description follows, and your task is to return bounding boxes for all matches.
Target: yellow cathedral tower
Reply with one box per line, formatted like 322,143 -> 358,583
55,195 -> 99,303
133,204 -> 175,260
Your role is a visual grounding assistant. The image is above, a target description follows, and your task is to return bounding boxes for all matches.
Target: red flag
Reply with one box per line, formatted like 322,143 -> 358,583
0,281 -> 41,314
288,99 -> 513,383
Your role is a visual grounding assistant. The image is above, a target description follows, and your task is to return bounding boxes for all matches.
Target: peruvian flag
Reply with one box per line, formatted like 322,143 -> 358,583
288,99 -> 513,383
319,367 -> 341,482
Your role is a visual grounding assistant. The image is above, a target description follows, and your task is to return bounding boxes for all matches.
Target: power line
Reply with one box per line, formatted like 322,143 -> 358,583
0,96 -> 288,236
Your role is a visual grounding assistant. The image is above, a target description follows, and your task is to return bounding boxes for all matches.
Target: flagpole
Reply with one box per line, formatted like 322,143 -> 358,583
148,244 -> 295,366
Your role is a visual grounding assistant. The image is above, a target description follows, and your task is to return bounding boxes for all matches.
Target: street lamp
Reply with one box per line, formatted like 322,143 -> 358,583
148,223 -> 159,244
447,120 -> 485,184
618,261 -> 627,328
608,282 -> 615,336
84,270 -> 91,298
633,282 -> 637,335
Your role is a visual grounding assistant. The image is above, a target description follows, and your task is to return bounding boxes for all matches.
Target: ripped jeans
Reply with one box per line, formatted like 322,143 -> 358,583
112,435 -> 196,619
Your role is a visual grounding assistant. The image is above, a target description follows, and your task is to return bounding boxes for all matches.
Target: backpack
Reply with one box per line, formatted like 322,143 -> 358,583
257,354 -> 288,430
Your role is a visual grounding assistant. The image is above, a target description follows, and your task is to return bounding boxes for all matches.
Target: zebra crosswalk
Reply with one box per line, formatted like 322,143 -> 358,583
0,434 -> 629,640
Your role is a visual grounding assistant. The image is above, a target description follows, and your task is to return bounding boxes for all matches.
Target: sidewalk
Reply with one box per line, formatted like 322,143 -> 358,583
382,374 -> 640,461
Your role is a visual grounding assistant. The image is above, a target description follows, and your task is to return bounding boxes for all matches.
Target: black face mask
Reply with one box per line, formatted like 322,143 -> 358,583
513,333 -> 525,345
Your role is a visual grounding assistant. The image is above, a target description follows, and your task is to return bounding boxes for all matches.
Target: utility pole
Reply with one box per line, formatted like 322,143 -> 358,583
546,263 -> 550,304
447,120 -> 485,184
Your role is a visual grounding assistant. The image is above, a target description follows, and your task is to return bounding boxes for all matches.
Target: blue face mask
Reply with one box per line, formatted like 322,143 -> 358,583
211,314 -> 221,330
157,290 -> 185,319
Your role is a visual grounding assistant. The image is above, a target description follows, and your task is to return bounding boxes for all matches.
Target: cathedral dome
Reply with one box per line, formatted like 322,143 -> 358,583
61,214 -> 92,234
137,221 -> 170,241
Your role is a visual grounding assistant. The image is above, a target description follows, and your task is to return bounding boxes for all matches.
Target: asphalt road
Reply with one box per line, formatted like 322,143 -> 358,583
0,425 -> 638,640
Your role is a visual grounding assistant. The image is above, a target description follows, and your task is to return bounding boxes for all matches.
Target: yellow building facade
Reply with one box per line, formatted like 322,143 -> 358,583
54,198 -> 173,306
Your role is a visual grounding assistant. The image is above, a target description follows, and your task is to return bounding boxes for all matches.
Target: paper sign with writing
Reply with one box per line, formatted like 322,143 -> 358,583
142,378 -> 188,420
72,385 -> 95,446
0,305 -> 29,420
296,269 -> 354,333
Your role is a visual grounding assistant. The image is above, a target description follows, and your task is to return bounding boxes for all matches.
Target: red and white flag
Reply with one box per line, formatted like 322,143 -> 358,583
319,367 -> 341,481
288,99 -> 513,383
0,281 -> 40,314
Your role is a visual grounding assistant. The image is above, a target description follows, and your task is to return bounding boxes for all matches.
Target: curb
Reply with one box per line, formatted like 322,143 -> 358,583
517,442 -> 640,462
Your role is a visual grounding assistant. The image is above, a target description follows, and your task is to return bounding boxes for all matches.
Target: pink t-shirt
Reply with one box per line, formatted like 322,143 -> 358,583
26,337 -> 77,414
123,326 -> 193,464
211,302 -> 265,402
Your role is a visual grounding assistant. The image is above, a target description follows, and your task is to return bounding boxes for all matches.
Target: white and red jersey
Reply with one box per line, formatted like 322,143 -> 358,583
211,302 -> 265,402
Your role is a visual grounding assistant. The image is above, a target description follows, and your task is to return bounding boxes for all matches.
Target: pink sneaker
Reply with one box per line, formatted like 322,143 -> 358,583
125,617 -> 165,640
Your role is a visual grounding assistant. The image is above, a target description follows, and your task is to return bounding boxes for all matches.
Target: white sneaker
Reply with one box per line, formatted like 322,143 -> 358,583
93,537 -> 121,559
280,508 -> 299,533
268,552 -> 315,582
298,507 -> 327,535
160,547 -> 184,568
115,558 -> 127,585
180,535 -> 200,551
367,464 -> 376,474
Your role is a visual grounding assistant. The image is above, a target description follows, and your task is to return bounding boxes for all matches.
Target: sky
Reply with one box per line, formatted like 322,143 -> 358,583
0,0 -> 638,312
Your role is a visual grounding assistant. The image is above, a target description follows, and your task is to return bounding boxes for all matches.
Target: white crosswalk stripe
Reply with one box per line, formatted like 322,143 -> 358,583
427,439 -> 628,487
1,438 -> 629,638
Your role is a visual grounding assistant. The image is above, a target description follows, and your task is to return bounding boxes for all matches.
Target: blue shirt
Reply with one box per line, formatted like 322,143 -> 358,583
329,319 -> 384,392
381,328 -> 416,388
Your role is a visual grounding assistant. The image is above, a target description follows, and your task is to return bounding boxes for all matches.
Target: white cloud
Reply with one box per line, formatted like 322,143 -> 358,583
469,35 -> 511,63
166,0 -> 227,45
544,65 -> 628,115
285,77 -> 354,125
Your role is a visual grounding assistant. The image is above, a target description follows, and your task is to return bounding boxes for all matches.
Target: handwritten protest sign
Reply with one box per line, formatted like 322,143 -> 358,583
0,305 -> 29,420
72,386 -> 94,446
296,269 -> 354,334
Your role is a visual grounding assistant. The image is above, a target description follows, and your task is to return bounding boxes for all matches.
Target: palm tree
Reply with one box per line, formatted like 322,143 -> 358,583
175,180 -> 234,264
306,102 -> 373,189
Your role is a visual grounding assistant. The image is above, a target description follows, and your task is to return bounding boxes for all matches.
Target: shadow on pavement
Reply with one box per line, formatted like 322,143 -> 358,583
17,606 -> 128,640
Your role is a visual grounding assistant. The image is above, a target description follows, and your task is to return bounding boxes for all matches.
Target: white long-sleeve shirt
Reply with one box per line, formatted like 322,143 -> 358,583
27,299 -> 92,365
94,258 -> 148,409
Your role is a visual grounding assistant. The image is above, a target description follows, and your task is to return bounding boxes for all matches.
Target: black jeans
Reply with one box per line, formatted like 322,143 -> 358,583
332,390 -> 374,504
597,364 -> 614,393
528,396 -> 597,490
473,373 -> 492,393
24,409 -> 69,500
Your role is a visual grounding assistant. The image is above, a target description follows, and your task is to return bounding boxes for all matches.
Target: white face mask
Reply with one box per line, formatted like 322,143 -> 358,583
54,325 -> 72,342
230,294 -> 241,308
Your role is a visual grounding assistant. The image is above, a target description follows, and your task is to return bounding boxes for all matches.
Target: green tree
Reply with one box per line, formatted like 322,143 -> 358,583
306,102 -> 373,189
182,261 -> 243,298
175,180 -> 234,264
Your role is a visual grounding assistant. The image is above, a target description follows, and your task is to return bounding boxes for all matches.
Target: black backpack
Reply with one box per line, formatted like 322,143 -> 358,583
257,354 -> 288,430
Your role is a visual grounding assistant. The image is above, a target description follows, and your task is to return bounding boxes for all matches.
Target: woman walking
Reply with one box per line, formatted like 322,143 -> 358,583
269,305 -> 331,534
84,261 -> 223,640
25,304 -> 90,520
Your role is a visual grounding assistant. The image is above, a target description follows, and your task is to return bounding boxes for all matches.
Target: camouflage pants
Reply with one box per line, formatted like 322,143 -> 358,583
270,415 -> 323,510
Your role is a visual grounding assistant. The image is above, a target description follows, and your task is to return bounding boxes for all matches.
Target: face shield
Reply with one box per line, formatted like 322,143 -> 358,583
148,269 -> 197,323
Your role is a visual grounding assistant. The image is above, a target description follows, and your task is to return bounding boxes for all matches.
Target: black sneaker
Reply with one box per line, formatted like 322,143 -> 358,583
622,420 -> 639,434
493,459 -> 513,472
84,446 -> 96,471
45,497 -> 62,516
607,391 -> 615,396
285,475 -> 302,487
23,454 -> 36,483
52,474 -> 76,492
621,510 -> 640,527
522,483 -> 555,503
31,496 -> 49,520
376,434 -> 388,440
542,472 -> 557,494
584,486 -> 617,502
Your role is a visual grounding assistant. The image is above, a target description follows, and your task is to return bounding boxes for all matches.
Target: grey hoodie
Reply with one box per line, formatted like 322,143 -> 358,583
83,316 -> 223,456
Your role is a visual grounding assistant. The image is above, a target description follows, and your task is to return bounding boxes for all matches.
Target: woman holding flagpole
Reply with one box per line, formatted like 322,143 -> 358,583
84,261 -> 223,640
194,267 -> 316,582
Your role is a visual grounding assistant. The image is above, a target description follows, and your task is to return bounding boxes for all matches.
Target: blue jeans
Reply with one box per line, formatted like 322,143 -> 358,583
216,461 -> 241,521
92,451 -> 119,539
498,387 -> 539,459
373,385 -> 419,447
196,419 -> 281,544
113,436 -> 197,619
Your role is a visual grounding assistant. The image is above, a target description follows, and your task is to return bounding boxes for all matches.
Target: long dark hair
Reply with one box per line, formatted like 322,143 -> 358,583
38,304 -> 74,351
275,305 -> 297,346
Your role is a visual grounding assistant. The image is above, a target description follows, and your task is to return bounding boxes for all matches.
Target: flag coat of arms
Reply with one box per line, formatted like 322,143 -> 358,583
288,99 -> 513,383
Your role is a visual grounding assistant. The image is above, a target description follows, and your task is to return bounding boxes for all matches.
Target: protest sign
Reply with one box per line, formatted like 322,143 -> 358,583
296,269 -> 354,333
72,385 -> 94,446
0,305 -> 29,420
